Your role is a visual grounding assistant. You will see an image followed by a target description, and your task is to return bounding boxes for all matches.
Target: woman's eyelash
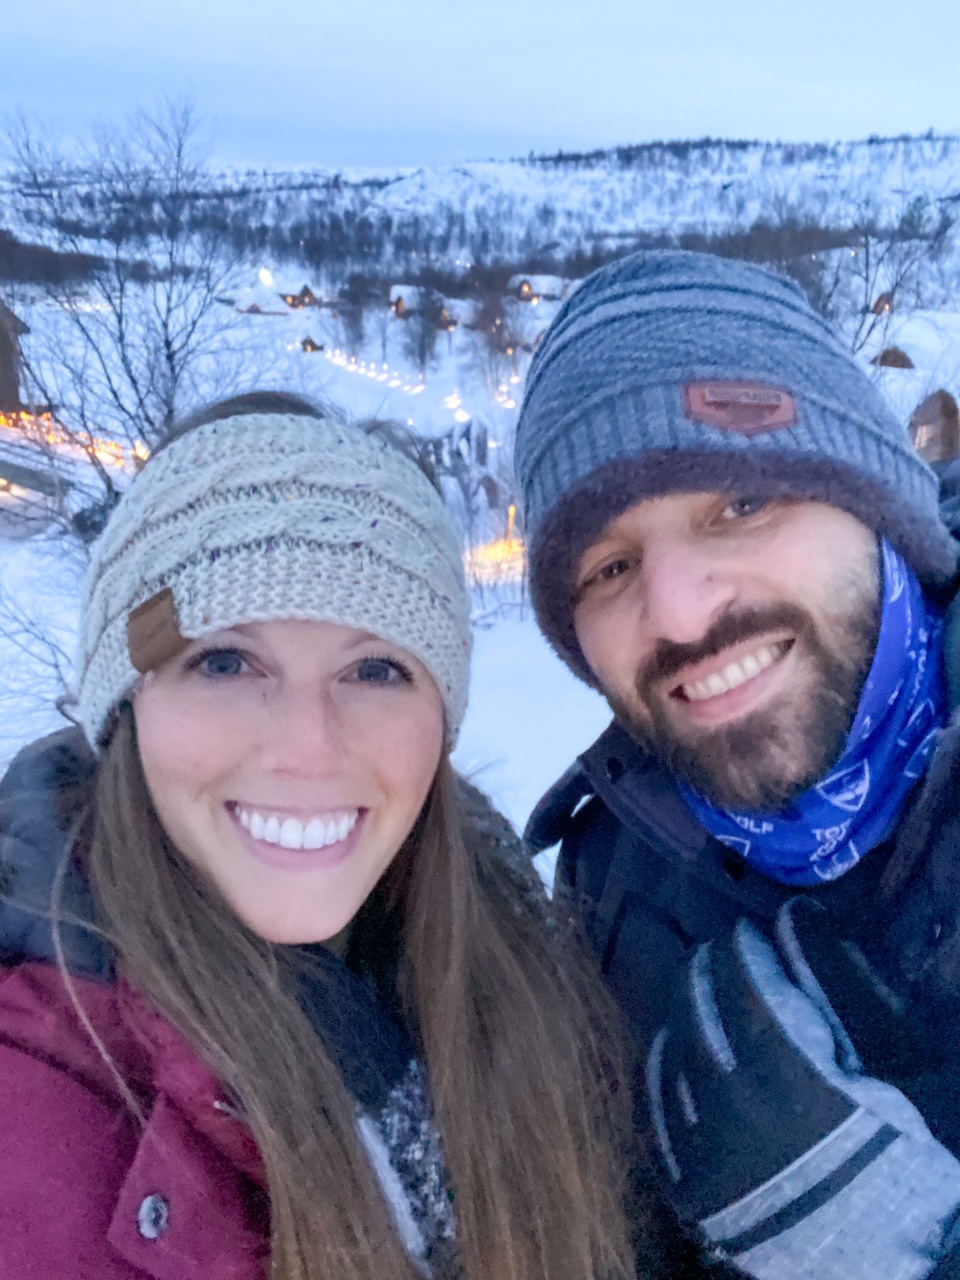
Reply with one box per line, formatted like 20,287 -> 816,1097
185,646 -> 248,673
364,653 -> 414,682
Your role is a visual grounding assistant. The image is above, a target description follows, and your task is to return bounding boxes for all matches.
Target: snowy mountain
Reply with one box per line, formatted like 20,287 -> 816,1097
6,133 -> 960,283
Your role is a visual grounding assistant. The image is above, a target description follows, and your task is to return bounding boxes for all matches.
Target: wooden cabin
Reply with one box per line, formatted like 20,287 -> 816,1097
909,389 -> 960,463
871,291 -> 895,316
300,336 -> 324,353
390,284 -> 421,318
0,299 -> 29,412
507,274 -> 566,303
872,346 -> 915,369
281,285 -> 320,309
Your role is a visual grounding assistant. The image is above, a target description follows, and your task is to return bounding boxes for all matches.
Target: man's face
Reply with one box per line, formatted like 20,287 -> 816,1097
573,492 -> 881,812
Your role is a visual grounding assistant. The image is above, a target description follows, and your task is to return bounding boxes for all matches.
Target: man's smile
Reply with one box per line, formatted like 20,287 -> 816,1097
659,633 -> 797,728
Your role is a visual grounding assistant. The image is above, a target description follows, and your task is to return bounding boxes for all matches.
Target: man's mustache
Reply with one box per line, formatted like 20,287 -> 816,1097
637,604 -> 813,693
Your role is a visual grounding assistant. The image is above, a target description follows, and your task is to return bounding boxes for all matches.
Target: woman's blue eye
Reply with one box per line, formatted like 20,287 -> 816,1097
355,657 -> 411,685
194,648 -> 247,678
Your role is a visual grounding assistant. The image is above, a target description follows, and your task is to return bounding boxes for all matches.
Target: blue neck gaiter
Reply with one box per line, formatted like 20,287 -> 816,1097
679,539 -> 947,886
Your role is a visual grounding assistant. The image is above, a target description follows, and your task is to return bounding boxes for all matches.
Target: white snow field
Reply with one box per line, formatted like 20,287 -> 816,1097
453,614 -> 610,829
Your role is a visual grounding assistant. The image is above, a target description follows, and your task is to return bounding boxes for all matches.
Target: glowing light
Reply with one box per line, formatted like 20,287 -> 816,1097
410,384 -> 425,395
454,407 -> 471,423
0,411 -> 147,472
463,531 -> 526,587
258,267 -> 275,287
443,391 -> 462,409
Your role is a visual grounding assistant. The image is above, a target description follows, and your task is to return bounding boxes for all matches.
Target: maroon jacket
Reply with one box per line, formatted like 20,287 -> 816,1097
0,960 -> 269,1280
0,729 -> 553,1279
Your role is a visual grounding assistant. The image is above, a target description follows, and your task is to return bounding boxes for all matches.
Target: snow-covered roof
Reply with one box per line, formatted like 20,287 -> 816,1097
443,298 -> 478,325
507,274 -> 568,300
232,282 -> 290,315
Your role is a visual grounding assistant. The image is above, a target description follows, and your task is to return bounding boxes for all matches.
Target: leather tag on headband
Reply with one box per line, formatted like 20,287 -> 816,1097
127,587 -> 189,674
684,380 -> 798,436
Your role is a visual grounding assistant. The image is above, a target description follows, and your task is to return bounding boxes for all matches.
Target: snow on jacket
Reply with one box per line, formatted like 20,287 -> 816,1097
0,728 -> 541,1279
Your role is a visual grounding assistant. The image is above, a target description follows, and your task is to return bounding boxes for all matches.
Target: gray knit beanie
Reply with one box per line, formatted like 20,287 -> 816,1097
515,249 -> 959,683
76,411 -> 472,749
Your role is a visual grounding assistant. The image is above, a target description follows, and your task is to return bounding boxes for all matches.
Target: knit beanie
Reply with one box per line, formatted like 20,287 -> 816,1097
514,249 -> 959,683
75,411 -> 472,750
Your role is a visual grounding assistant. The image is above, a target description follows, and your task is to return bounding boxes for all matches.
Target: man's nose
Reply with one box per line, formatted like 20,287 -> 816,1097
259,684 -> 344,775
640,539 -> 738,645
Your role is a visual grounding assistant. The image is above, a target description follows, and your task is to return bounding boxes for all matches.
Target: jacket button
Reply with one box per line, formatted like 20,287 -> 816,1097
137,1193 -> 170,1240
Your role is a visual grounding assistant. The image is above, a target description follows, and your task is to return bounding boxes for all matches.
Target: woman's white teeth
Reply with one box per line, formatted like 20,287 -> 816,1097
682,643 -> 783,701
235,807 -> 359,850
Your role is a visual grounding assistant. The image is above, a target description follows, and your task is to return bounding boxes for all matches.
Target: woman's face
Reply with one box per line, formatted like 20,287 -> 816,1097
134,618 -> 445,944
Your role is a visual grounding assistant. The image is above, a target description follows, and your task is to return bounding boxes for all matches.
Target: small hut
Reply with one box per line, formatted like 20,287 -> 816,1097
390,284 -> 421,318
281,285 -> 320,309
0,299 -> 29,412
872,346 -> 915,369
909,389 -> 960,463
507,274 -> 566,303
872,291 -> 895,316
300,336 -> 324,353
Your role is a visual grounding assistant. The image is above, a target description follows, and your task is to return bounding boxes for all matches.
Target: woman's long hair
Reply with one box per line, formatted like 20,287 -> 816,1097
87,703 -> 636,1280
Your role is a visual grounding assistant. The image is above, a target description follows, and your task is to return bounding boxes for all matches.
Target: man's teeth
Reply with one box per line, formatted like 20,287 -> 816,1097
682,643 -> 784,702
236,807 -> 359,850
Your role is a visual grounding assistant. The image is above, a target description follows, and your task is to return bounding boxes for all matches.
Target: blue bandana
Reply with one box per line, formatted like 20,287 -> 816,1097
679,540 -> 947,886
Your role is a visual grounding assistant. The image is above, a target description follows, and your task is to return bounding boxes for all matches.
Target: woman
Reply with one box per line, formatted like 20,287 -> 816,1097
0,393 -> 638,1280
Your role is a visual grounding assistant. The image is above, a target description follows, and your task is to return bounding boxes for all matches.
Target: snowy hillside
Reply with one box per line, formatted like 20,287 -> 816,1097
210,134 -> 960,274
6,134 -> 960,281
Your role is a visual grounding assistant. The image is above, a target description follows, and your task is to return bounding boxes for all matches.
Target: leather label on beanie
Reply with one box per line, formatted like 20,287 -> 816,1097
684,381 -> 798,436
127,587 -> 189,674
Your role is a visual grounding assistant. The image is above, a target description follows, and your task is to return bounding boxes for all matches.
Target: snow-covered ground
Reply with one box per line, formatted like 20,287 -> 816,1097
453,614 -> 610,830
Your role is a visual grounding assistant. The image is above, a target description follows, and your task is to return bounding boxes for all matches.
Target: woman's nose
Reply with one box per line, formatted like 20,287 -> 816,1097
259,684 -> 344,775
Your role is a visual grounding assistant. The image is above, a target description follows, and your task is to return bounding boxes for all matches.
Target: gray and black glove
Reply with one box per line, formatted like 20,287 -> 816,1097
647,904 -> 960,1279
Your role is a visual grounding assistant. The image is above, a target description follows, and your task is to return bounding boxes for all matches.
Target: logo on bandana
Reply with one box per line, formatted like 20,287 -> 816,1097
816,760 -> 871,812
683,381 -> 798,436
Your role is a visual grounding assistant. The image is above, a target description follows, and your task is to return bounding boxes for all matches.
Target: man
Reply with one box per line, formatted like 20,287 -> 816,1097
515,250 -> 960,1278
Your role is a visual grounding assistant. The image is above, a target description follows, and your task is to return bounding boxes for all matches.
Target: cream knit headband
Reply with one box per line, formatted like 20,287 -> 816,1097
75,412 -> 472,750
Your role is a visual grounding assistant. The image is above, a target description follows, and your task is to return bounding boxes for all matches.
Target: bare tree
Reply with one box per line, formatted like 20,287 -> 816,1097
5,101 -> 248,539
814,196 -> 955,352
400,287 -> 445,376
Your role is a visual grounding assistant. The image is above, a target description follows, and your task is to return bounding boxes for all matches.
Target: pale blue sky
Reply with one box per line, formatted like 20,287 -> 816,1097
3,0 -> 959,168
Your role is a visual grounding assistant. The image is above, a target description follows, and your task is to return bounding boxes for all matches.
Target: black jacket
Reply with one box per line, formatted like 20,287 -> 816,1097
529,628 -> 960,1277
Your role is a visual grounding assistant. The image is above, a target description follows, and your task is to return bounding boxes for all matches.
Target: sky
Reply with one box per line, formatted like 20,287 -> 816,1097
3,0 -> 960,171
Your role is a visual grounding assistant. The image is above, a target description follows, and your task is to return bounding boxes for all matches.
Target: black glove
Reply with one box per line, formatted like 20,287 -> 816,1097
647,909 -> 960,1279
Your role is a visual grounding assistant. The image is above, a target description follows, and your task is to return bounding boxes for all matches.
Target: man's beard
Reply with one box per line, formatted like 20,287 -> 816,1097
608,594 -> 880,813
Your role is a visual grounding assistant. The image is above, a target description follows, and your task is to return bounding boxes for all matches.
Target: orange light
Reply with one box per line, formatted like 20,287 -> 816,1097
463,534 -> 526,587
0,411 -> 148,471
